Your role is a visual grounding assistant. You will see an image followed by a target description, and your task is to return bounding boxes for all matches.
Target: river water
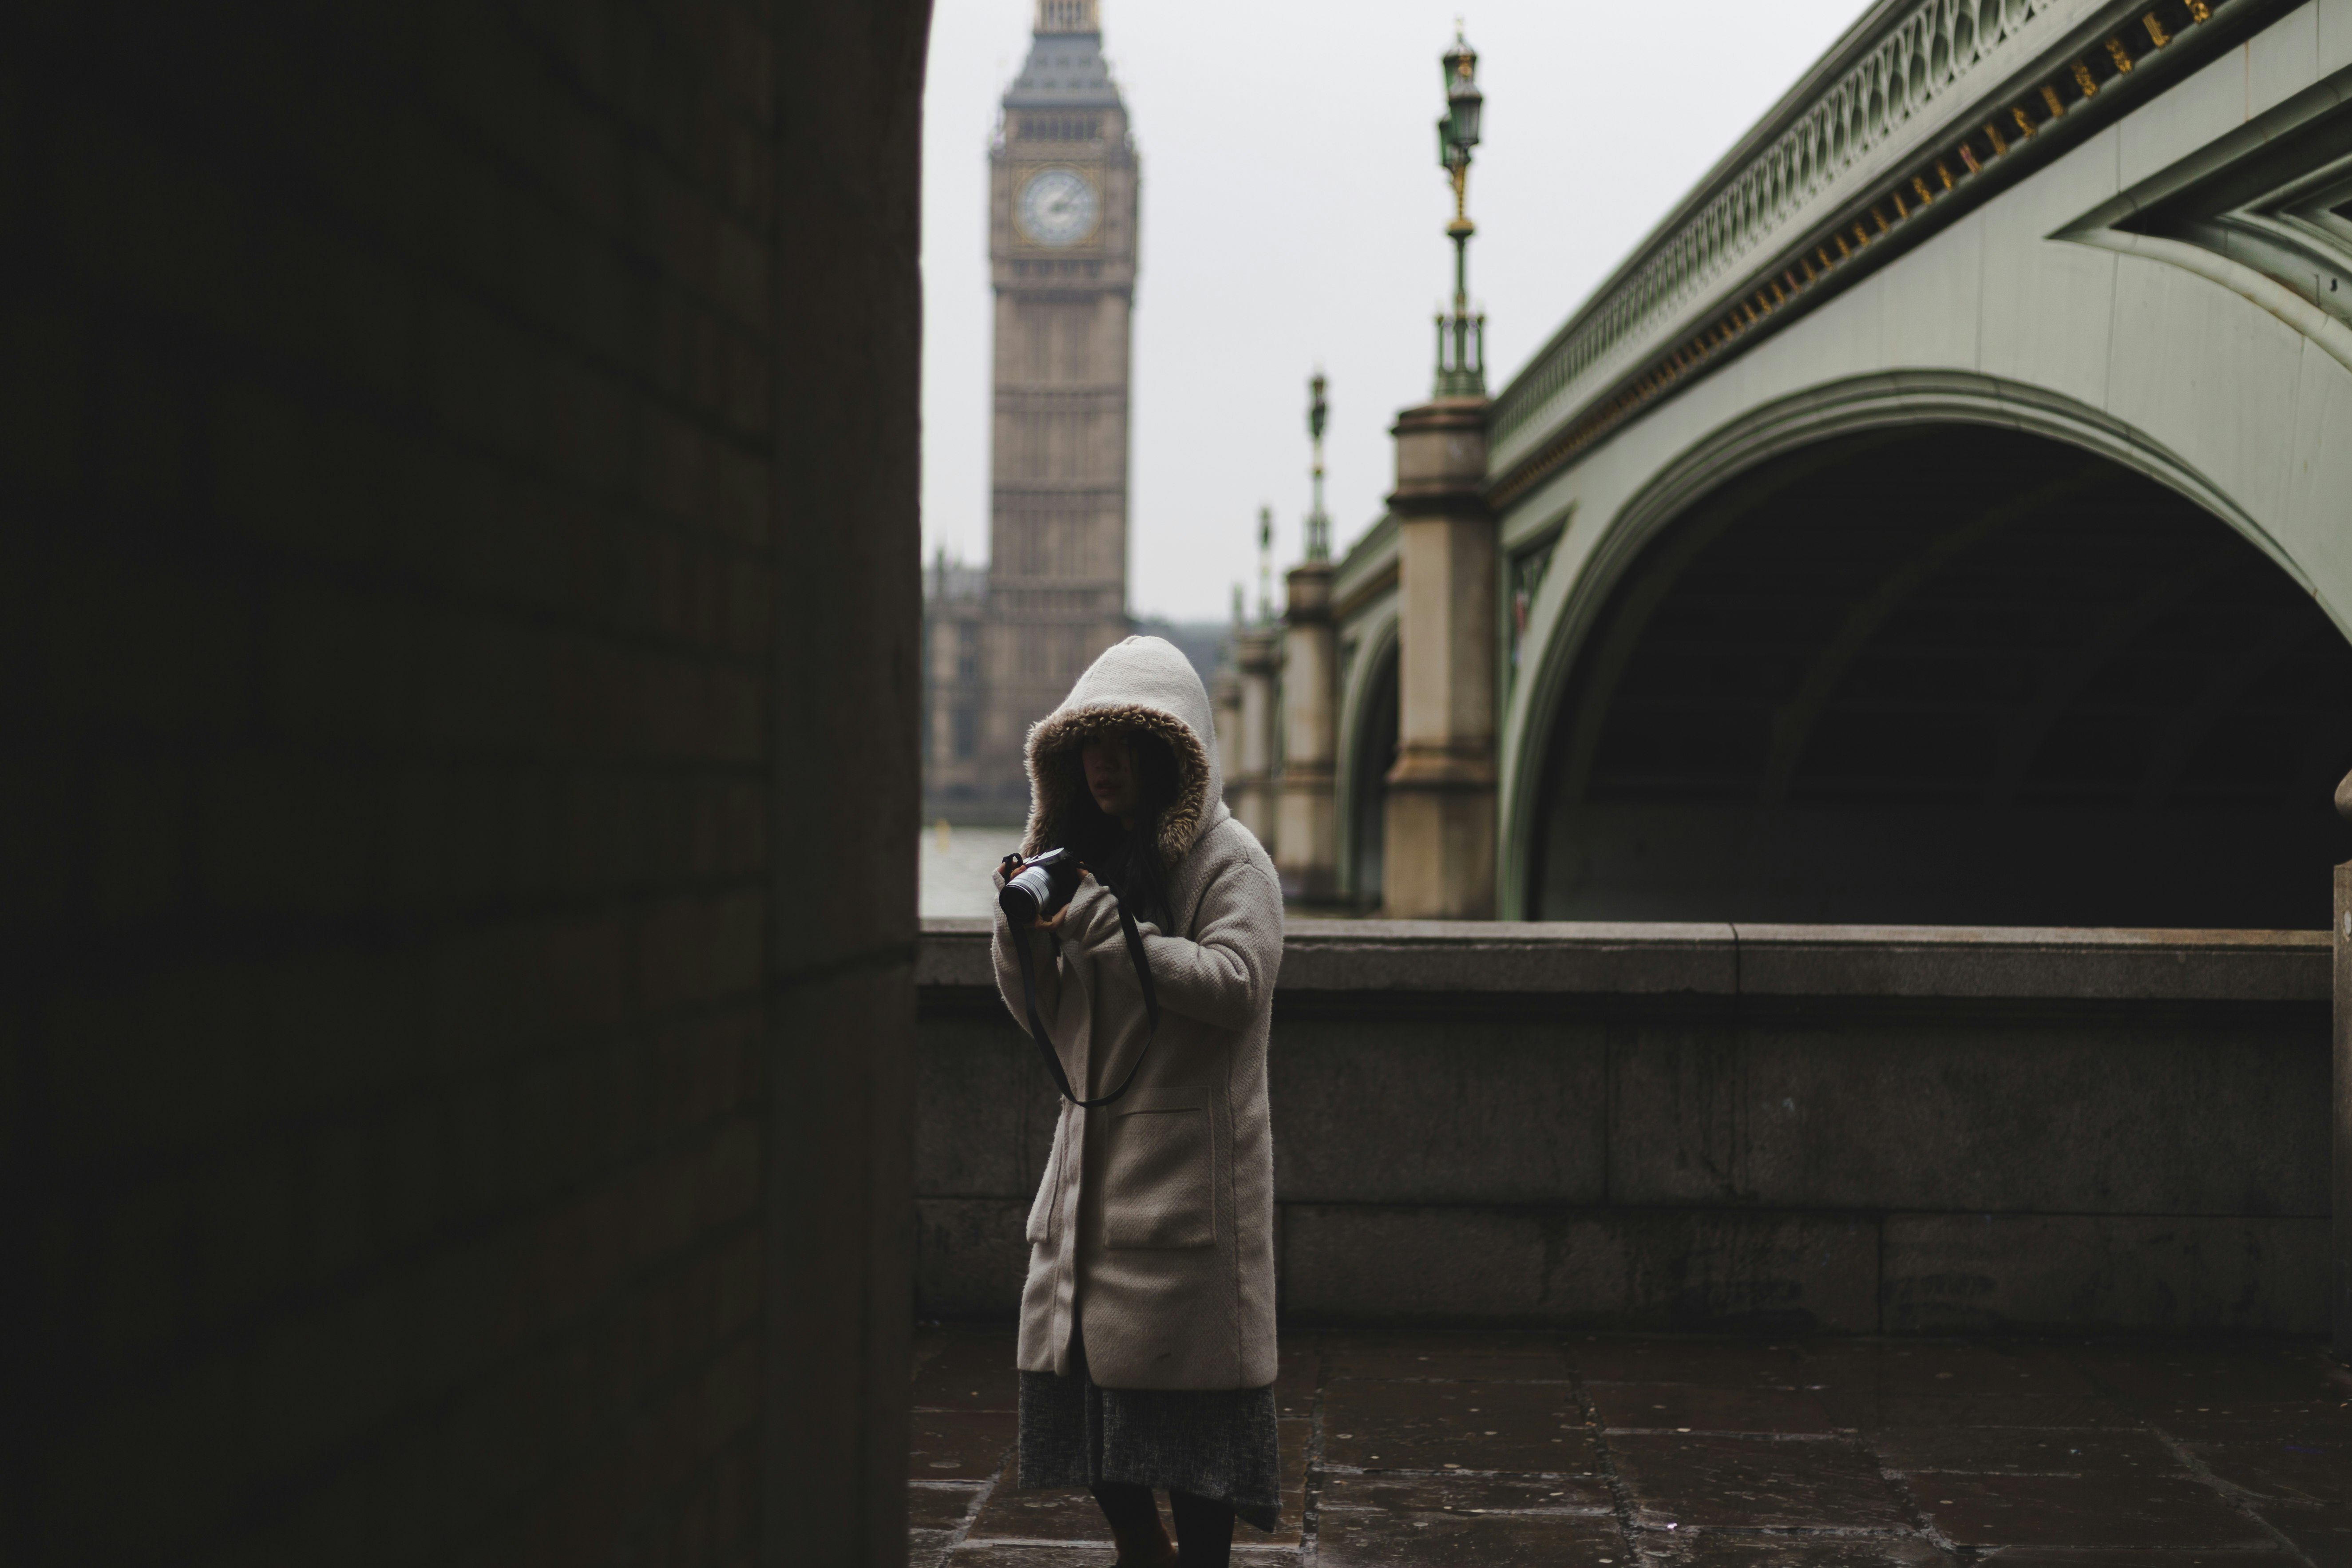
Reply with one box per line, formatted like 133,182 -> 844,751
917,823 -> 1026,918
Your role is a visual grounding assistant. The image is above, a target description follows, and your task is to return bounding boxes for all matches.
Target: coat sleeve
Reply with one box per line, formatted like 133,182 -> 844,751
992,871 -> 1116,1043
1131,842 -> 1283,1032
990,867 -> 1061,1040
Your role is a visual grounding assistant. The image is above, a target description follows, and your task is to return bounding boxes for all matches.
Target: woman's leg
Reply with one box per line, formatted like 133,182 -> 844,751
1090,1481 -> 1175,1566
1168,1490 -> 1235,1568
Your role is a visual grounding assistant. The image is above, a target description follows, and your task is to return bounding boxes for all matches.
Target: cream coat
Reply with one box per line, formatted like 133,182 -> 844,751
990,637 -> 1283,1392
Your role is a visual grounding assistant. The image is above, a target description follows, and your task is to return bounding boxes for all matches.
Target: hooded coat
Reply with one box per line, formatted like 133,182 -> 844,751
991,637 -> 1283,1392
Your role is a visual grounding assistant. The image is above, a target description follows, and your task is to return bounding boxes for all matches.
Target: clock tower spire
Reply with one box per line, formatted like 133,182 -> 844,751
955,0 -> 1139,820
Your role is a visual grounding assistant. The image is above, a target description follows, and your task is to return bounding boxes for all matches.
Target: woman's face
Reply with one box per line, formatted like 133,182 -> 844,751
1082,735 -> 1139,825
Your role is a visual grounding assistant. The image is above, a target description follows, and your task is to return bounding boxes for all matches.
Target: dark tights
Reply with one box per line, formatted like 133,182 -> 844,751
1090,1481 -> 1234,1568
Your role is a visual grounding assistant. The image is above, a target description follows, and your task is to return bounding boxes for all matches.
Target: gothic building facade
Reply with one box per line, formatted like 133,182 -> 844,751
924,0 -> 1139,822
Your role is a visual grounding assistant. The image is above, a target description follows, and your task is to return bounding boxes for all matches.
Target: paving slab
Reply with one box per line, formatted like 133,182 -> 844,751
965,1476 -> 1122,1545
914,1327 -> 1023,1413
962,1449 -> 1304,1548
1813,1388 -> 2132,1431
951,1549 -> 1302,1566
1871,1425 -> 2184,1477
908,1327 -> 2344,1564
1322,1378 -> 1597,1471
1570,1338 -> 1807,1385
1317,1472 -> 1616,1514
1317,1509 -> 1627,1566
1908,1473 -> 2277,1548
1275,1338 -> 1320,1417
910,1481 -> 988,1530
2256,1502 -> 2352,1567
1323,1332 -> 1572,1383
1972,1552 -> 2305,1566
1797,1341 -> 2098,1397
1639,1533 -> 1950,1566
911,1409 -> 1019,1480
1269,1417 -> 1309,1545
2125,1377 -> 2352,1437
1608,1433 -> 1907,1529
2072,1341 -> 2348,1408
1588,1380 -> 1837,1434
2187,1434 -> 2352,1505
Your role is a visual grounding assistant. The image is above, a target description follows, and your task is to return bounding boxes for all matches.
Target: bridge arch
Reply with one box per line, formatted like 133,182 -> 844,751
1509,380 -> 2352,927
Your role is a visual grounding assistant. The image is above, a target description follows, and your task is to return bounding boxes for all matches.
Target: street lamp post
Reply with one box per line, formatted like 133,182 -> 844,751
1257,504 -> 1275,622
1380,21 -> 1498,919
1305,370 -> 1330,562
1434,26 -> 1486,397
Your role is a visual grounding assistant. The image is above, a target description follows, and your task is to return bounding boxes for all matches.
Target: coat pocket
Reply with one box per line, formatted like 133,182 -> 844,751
1102,1087 -> 1216,1250
1026,1114 -> 1065,1245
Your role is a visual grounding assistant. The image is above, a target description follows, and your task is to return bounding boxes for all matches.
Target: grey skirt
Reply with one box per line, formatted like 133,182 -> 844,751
1017,1332 -> 1282,1532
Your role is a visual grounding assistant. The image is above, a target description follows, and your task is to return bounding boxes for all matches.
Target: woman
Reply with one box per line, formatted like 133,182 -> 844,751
990,636 -> 1284,1568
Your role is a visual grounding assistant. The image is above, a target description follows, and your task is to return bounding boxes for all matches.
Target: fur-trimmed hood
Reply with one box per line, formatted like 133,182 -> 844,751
1021,635 -> 1228,869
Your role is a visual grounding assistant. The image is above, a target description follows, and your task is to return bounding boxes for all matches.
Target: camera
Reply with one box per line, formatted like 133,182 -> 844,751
1000,847 -> 1083,927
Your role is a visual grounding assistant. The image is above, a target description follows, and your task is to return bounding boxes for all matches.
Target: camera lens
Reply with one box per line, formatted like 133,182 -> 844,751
1001,864 -> 1054,925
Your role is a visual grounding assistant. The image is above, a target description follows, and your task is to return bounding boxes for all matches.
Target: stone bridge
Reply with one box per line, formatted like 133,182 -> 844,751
1227,0 -> 2352,931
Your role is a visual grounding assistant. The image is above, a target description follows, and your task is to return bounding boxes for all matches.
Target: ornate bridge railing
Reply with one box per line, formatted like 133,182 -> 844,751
1486,0 -> 2294,507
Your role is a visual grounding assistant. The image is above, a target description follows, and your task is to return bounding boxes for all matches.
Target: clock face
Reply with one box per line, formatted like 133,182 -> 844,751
1018,167 -> 1099,248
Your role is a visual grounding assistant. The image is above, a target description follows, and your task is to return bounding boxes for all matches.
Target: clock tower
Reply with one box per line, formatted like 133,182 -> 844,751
976,0 -> 1140,817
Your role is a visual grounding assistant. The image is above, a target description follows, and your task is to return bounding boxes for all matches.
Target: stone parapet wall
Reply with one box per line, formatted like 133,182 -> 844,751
917,919 -> 2330,1334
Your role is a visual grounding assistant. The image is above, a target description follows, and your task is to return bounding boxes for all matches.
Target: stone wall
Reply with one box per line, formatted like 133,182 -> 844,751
4,3 -> 928,1560
917,920 -> 2330,1334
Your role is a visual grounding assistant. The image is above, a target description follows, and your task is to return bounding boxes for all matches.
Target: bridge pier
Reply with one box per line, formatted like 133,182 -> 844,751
1383,397 -> 1497,918
1231,623 -> 1282,847
1277,559 -> 1339,902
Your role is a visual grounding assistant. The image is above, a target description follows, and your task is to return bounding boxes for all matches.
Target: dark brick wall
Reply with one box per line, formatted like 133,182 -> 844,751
1,3 -> 926,1561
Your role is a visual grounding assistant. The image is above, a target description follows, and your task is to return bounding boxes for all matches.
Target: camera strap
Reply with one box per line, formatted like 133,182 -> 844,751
1011,878 -> 1161,1109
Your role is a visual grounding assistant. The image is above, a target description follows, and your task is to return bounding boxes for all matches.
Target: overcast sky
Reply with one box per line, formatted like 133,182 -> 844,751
920,0 -> 1874,623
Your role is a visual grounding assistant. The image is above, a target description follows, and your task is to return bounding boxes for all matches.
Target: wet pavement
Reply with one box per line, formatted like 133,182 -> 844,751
909,1327 -> 2352,1566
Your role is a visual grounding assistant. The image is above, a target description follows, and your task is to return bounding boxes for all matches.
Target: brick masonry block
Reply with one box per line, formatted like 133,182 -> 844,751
199,749 -> 390,913
635,890 -> 764,1013
53,108 -> 256,342
424,910 -> 630,1063
45,547 -> 253,735
1612,1013 -> 2329,1216
1272,1015 -> 1608,1205
256,210 -> 423,407
0,297 -> 87,493
915,1011 -> 1058,1199
711,438 -> 771,546
917,1198 -> 1030,1320
1282,1204 -> 1882,1333
1881,1212 -> 2330,1333
90,758 -> 186,917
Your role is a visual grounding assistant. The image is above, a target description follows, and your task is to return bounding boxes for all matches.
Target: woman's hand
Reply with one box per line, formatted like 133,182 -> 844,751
1034,867 -> 1091,930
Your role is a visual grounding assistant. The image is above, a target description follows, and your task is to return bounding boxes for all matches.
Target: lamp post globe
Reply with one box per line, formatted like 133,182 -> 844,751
1443,39 -> 1481,151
